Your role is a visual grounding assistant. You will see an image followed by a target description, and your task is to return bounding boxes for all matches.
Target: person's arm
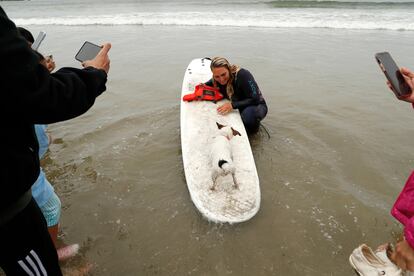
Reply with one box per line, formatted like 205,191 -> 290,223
231,69 -> 263,110
19,66 -> 108,123
0,7 -> 110,124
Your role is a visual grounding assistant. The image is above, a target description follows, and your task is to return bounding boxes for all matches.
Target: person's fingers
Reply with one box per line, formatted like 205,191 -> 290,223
394,242 -> 411,270
407,262 -> 414,272
391,250 -> 406,270
386,244 -> 395,262
396,259 -> 407,270
218,106 -> 228,115
401,74 -> 414,90
387,81 -> 393,89
389,250 -> 397,264
386,81 -> 397,93
97,43 -> 111,57
402,74 -> 413,85
401,67 -> 414,78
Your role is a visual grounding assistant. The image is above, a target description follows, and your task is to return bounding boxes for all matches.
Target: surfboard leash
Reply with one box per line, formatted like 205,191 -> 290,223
259,122 -> 271,139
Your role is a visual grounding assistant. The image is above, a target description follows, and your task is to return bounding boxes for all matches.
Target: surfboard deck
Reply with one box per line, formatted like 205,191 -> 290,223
180,58 -> 261,224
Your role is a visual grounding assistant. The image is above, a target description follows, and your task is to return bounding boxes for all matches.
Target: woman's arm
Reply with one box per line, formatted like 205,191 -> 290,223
231,69 -> 263,109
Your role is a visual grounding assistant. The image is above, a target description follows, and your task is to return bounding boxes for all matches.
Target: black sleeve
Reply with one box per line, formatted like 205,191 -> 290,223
231,69 -> 262,110
0,7 -> 107,124
204,78 -> 214,86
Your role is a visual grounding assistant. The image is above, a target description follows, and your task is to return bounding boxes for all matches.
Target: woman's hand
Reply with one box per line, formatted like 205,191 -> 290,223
390,239 -> 414,271
217,102 -> 233,115
388,67 -> 414,103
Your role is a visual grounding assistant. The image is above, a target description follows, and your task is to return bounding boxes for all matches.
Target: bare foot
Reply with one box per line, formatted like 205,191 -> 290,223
58,244 -> 79,261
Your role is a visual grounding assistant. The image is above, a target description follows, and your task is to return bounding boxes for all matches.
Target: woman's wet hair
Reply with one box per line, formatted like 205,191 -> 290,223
210,57 -> 240,99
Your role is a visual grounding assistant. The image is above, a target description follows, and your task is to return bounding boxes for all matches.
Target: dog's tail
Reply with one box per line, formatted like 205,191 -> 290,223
218,159 -> 234,173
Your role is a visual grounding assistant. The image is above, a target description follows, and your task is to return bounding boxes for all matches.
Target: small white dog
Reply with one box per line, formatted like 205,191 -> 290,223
210,122 -> 241,191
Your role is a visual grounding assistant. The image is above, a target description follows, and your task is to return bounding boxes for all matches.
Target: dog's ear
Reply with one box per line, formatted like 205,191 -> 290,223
231,127 -> 241,136
216,122 -> 225,129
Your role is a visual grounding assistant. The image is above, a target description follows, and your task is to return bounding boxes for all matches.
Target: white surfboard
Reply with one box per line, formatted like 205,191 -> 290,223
180,58 -> 261,224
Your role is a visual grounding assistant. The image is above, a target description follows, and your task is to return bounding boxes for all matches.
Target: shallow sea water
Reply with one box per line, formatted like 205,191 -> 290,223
2,2 -> 414,273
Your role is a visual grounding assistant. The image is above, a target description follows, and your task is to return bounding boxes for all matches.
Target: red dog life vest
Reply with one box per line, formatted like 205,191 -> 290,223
183,84 -> 224,103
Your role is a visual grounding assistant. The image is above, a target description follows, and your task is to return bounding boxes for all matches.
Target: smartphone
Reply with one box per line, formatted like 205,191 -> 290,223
75,41 -> 102,62
31,31 -> 46,51
375,52 -> 411,97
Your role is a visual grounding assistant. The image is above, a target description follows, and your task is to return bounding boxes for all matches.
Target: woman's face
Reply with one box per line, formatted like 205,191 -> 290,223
212,66 -> 230,85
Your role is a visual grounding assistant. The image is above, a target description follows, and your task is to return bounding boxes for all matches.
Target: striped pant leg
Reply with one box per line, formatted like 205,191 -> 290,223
0,199 -> 62,276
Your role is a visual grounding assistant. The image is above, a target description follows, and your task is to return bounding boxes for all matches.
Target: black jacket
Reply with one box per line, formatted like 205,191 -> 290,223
205,68 -> 266,110
0,7 -> 108,213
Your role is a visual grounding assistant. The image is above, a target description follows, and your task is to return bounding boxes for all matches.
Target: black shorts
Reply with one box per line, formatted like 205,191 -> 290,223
0,199 -> 62,275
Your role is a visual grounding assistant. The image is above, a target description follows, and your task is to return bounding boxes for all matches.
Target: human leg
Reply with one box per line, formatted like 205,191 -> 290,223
0,199 -> 62,275
40,192 -> 79,261
48,225 -> 59,246
240,104 -> 268,133
40,192 -> 61,247
57,244 -> 80,262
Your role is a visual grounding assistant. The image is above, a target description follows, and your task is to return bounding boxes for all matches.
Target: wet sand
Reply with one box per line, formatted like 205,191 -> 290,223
5,24 -> 414,275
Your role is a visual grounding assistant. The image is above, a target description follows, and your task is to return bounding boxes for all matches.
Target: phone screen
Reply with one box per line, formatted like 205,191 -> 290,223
375,52 -> 411,97
75,41 -> 102,62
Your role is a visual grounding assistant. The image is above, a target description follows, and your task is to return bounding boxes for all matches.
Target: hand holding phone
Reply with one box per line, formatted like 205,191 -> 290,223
375,52 -> 412,98
396,68 -> 414,103
78,42 -> 111,74
75,41 -> 102,62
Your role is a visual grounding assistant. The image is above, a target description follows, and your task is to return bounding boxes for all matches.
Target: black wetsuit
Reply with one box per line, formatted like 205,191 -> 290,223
206,68 -> 267,133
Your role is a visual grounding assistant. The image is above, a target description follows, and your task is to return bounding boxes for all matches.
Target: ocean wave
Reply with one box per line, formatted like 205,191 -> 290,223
14,11 -> 414,31
268,0 -> 414,9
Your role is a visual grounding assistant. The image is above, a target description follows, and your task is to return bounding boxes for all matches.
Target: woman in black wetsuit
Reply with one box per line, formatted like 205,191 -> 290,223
205,57 -> 267,133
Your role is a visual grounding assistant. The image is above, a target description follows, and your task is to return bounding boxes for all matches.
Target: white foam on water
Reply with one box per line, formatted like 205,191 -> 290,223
13,10 -> 414,31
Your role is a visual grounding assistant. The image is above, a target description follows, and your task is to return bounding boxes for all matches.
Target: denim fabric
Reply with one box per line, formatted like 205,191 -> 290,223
32,125 -> 54,207
35,124 -> 49,159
